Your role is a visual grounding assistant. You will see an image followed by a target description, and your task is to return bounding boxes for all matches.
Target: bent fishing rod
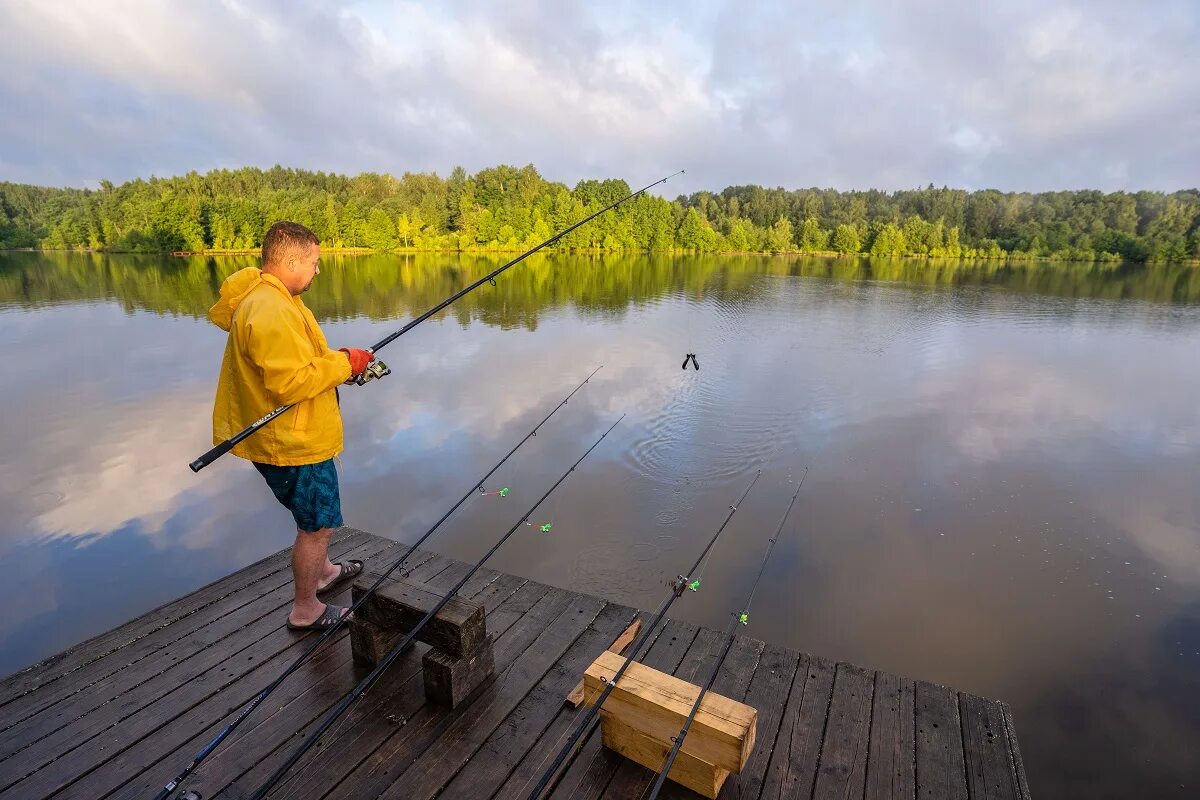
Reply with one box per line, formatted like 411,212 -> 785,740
154,368 -> 601,800
525,470 -> 762,800
645,467 -> 808,800
189,170 -> 684,473
246,415 -> 625,800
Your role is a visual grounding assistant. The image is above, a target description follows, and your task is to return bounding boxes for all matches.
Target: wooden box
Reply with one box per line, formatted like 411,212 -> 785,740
583,650 -> 757,799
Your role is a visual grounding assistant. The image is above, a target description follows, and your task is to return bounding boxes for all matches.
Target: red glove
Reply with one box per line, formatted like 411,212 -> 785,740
339,347 -> 375,378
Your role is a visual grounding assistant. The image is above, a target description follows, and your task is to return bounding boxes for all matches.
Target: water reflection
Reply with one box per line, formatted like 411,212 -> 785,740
0,251 -> 1198,798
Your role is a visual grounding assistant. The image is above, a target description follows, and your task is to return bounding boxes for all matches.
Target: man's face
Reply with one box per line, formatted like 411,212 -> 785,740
289,244 -> 321,294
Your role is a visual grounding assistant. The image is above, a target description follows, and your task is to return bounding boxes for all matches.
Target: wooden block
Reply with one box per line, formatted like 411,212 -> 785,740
350,616 -> 406,667
352,570 -> 486,658
566,618 -> 642,707
599,711 -> 730,798
422,635 -> 495,708
583,649 -> 757,774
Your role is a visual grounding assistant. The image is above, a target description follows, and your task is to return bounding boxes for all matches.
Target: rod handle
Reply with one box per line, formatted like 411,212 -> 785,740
191,439 -> 236,473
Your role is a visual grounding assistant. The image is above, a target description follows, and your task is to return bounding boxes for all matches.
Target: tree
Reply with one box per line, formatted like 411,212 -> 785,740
798,217 -> 830,251
676,208 -> 720,251
363,207 -> 398,250
832,224 -> 861,254
870,223 -> 906,256
767,217 -> 794,252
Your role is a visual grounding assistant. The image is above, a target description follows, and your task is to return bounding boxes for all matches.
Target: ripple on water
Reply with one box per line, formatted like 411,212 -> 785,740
567,536 -> 670,596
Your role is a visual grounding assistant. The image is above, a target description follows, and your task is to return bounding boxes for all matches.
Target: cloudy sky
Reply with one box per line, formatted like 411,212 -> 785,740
1,0 -> 1196,195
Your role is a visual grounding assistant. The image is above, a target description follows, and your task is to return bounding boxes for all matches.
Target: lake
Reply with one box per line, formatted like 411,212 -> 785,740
1,251 -> 1199,798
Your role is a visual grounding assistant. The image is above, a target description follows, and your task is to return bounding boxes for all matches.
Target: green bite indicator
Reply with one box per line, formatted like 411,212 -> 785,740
739,612 -> 749,625
688,579 -> 701,592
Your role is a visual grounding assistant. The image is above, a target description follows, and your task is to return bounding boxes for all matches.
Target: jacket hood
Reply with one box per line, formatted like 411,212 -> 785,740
208,268 -> 284,331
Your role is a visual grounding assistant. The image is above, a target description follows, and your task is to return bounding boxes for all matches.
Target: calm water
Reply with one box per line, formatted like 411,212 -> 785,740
2,251 -> 1200,797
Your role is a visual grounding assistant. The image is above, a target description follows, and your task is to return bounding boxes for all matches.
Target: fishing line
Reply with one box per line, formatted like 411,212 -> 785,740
524,470 -> 762,800
154,367 -> 602,800
245,415 -> 626,800
190,172 -> 684,473
643,466 -> 809,800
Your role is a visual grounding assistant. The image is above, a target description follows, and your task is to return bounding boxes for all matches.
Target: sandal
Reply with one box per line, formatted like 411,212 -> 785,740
317,560 -> 364,595
287,603 -> 351,631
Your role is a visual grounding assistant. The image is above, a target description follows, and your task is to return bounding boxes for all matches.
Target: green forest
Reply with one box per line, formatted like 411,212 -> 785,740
2,165 -> 1198,263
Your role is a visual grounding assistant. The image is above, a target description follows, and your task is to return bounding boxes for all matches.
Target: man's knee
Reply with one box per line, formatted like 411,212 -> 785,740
294,527 -> 333,552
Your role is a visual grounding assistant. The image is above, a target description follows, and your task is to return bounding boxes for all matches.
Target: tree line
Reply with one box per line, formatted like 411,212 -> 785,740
1,165 -> 1197,263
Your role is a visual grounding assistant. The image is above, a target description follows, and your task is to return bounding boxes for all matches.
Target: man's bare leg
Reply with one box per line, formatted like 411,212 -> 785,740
289,527 -> 345,626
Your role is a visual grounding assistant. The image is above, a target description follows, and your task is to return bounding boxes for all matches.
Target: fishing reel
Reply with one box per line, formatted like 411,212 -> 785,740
355,358 -> 391,386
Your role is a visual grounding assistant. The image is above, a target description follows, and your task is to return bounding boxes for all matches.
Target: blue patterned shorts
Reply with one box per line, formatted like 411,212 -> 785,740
253,458 -> 344,533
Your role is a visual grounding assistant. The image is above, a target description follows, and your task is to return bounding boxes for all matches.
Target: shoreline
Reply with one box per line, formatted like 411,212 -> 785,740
3,246 -> 1197,268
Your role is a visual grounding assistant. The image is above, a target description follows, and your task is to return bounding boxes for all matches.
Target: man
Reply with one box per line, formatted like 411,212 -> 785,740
208,221 -> 374,630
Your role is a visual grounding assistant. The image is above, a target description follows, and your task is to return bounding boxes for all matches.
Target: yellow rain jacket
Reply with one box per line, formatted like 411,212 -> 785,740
208,267 -> 351,466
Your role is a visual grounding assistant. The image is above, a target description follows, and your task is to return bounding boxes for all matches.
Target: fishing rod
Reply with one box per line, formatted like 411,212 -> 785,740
645,467 -> 808,800
155,368 -> 602,800
246,415 -> 625,800
189,171 -> 684,473
525,470 -> 762,800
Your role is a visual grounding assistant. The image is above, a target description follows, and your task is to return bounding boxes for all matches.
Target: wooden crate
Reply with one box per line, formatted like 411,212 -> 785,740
583,650 -> 757,798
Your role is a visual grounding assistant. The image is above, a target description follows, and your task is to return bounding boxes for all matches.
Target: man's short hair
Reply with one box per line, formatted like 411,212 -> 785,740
262,221 -> 319,267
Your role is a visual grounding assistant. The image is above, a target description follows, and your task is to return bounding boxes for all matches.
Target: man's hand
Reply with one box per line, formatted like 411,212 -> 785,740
339,347 -> 375,379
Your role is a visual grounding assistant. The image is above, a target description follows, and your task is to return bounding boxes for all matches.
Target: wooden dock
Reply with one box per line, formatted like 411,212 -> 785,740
0,528 -> 1030,799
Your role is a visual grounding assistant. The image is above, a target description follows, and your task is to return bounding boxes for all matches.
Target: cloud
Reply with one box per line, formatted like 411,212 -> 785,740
0,0 -> 1196,192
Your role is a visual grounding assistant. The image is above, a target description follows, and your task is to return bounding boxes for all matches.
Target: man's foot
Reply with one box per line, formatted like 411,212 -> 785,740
287,603 -> 351,631
316,560 -> 364,594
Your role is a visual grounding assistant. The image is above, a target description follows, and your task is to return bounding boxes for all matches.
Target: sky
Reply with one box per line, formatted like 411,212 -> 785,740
0,0 -> 1197,195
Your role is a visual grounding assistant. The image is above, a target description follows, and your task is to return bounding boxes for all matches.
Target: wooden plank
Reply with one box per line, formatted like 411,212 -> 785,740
583,650 -> 758,773
102,551 -> 491,800
353,569 -> 487,659
812,663 -> 875,800
436,603 -> 640,799
0,527 -> 367,708
256,577 -> 559,800
914,682 -> 967,800
382,597 -> 624,800
71,546 -> 458,800
758,654 -> 835,800
960,693 -> 1022,800
0,536 -> 398,798
604,635 -> 764,800
495,617 -> 700,800
865,671 -> 915,800
0,537 -> 416,764
310,585 -> 579,800
567,619 -> 642,707
0,531 -> 377,743
1001,704 -> 1031,800
715,643 -> 801,799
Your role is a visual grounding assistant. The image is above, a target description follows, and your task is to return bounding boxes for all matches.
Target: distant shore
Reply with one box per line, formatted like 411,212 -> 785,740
4,246 -> 1197,268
